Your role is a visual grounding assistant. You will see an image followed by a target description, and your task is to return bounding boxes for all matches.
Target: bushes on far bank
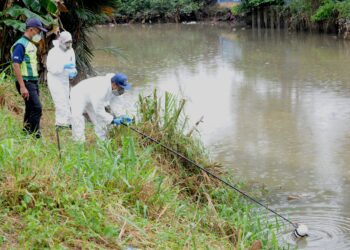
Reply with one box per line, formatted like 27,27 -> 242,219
113,0 -> 203,23
236,0 -> 350,37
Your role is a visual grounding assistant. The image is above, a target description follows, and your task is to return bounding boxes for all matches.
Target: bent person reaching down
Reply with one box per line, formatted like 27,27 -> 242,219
70,73 -> 132,142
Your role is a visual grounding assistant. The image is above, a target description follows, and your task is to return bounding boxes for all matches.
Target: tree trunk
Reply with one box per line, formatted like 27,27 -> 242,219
284,17 -> 288,30
311,0 -> 321,12
344,21 -> 350,39
270,7 -> 274,29
263,7 -> 268,28
4,0 -> 14,9
252,8 -> 255,29
175,9 -> 180,23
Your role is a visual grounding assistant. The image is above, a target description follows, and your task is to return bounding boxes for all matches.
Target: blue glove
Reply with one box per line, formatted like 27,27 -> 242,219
112,117 -> 123,125
121,115 -> 133,125
112,116 -> 133,126
64,63 -> 75,70
69,69 -> 78,79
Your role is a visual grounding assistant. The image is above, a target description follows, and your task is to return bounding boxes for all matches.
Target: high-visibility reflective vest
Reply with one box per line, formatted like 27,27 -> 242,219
11,37 -> 39,81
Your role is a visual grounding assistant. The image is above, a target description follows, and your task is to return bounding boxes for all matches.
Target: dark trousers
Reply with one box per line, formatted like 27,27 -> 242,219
16,80 -> 42,136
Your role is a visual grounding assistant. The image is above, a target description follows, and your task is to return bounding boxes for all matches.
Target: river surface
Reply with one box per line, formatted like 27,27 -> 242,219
92,24 -> 350,249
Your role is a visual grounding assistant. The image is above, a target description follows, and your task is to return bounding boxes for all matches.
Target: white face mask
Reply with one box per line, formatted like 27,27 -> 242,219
59,43 -> 67,51
60,42 -> 72,51
112,88 -> 125,96
65,42 -> 72,50
32,32 -> 43,43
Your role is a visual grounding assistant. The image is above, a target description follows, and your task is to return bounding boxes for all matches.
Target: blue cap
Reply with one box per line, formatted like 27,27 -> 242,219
26,18 -> 47,32
111,73 -> 132,90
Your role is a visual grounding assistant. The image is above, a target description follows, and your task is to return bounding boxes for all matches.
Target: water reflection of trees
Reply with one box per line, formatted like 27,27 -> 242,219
215,29 -> 350,191
92,24 -> 227,84
212,78 -> 311,189
227,30 -> 350,94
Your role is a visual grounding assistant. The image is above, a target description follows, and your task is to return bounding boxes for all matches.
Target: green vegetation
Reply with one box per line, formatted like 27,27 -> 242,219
0,80 -> 285,249
285,0 -> 350,33
240,0 -> 350,19
114,0 -> 203,23
236,0 -> 350,35
240,0 -> 283,9
336,0 -> 350,18
0,0 -> 58,68
0,0 -> 119,77
310,0 -> 350,21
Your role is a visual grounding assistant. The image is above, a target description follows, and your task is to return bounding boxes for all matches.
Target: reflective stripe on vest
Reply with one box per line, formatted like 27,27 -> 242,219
11,37 -> 39,81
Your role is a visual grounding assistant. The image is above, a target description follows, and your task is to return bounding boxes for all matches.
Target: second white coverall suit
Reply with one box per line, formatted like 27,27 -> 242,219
47,31 -> 76,126
70,73 -> 115,142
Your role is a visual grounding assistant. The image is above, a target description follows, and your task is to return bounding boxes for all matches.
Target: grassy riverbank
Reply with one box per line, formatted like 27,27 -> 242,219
0,80 -> 283,249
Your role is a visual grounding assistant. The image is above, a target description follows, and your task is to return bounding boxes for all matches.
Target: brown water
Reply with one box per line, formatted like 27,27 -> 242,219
92,24 -> 350,249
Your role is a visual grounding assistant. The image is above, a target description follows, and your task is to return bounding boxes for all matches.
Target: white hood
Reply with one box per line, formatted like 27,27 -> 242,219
52,39 -> 59,47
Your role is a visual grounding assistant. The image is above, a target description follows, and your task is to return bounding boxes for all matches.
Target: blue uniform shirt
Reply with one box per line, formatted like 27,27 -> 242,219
12,43 -> 25,64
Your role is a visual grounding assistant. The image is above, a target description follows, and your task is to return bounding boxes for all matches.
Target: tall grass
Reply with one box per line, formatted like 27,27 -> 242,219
0,82 -> 287,249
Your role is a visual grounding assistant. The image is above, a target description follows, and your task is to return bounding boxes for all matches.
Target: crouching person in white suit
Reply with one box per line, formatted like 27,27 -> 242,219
70,73 -> 132,142
47,31 -> 77,128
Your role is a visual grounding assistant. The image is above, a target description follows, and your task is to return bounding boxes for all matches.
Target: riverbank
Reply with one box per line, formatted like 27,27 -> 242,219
103,1 -> 350,39
101,3 -> 236,25
0,81 -> 282,249
235,0 -> 350,39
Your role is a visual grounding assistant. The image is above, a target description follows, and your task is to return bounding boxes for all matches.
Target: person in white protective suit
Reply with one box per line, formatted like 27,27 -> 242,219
70,73 -> 132,142
47,31 -> 77,128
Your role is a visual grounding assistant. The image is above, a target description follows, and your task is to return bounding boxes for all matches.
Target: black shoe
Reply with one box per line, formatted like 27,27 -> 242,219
22,128 -> 41,139
34,130 -> 41,139
22,128 -> 30,135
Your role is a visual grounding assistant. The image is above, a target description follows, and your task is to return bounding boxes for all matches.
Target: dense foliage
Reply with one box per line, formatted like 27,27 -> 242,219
235,0 -> 350,35
241,0 -> 283,8
0,0 -> 58,75
284,0 -> 350,33
310,0 -> 350,21
114,0 -> 203,22
0,0 -> 118,78
239,0 -> 350,23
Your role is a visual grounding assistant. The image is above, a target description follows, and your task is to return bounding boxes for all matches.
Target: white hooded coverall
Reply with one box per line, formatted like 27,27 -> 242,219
70,74 -> 115,142
47,32 -> 76,126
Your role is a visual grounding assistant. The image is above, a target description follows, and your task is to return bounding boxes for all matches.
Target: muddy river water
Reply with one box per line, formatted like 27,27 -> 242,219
92,24 -> 350,249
